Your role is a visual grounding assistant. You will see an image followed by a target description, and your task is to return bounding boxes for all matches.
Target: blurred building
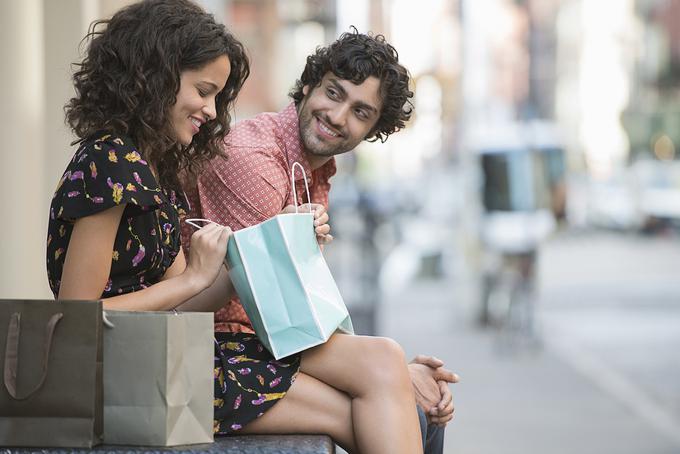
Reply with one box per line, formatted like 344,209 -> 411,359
3,0 -> 678,299
623,0 -> 680,162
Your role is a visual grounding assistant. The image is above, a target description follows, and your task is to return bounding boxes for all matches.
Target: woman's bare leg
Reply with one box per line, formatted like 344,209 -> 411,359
301,334 -> 422,454
240,372 -> 357,453
241,334 -> 422,454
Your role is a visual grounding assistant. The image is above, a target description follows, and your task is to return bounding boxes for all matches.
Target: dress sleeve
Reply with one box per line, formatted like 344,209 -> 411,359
55,134 -> 163,220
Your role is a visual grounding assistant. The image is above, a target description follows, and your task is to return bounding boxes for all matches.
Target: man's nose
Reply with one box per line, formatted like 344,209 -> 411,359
327,103 -> 349,128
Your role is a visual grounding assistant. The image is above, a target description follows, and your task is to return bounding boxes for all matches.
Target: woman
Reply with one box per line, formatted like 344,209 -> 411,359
47,1 -> 422,453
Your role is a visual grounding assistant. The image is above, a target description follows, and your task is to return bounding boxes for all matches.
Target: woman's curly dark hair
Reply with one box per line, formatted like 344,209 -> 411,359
289,28 -> 413,143
65,0 -> 250,189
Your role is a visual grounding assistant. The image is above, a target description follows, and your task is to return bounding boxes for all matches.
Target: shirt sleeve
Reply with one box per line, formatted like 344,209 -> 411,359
195,146 -> 289,231
55,134 -> 162,221
309,158 -> 336,208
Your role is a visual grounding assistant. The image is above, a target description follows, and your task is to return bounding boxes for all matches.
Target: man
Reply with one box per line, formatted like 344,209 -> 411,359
182,29 -> 458,453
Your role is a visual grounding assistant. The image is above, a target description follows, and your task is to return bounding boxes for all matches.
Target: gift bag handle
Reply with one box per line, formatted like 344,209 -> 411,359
184,218 -> 226,230
3,312 -> 63,400
291,162 -> 312,214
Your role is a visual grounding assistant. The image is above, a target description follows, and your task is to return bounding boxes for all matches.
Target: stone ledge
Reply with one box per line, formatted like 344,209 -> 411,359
1,435 -> 335,454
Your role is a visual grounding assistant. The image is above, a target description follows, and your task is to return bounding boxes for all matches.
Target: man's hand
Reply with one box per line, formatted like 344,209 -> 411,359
281,203 -> 333,246
408,355 -> 459,427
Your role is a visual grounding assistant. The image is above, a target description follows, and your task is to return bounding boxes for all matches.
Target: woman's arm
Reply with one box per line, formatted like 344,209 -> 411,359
174,264 -> 235,312
58,204 -> 230,311
164,246 -> 236,312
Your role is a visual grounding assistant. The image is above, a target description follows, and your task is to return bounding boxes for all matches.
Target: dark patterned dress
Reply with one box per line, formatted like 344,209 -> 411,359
46,133 -> 300,435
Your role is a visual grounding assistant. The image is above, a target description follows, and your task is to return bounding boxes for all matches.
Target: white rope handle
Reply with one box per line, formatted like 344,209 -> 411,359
184,218 -> 227,229
291,162 -> 312,214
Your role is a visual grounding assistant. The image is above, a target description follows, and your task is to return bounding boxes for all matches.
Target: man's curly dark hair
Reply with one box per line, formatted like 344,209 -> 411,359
65,0 -> 250,190
289,28 -> 413,143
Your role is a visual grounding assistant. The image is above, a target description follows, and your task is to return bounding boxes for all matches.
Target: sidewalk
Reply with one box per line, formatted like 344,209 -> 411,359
373,232 -> 680,454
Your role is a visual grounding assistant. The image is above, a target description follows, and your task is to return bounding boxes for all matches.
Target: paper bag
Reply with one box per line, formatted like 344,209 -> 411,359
225,162 -> 353,359
0,299 -> 103,447
102,310 -> 214,446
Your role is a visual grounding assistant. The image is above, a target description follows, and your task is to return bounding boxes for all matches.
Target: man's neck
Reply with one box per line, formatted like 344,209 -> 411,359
303,151 -> 333,171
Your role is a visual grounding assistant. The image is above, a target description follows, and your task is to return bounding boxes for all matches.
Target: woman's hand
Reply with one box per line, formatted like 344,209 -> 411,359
282,203 -> 333,246
184,222 -> 232,291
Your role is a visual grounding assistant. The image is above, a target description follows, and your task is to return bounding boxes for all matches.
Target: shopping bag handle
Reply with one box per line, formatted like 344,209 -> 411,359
3,312 -> 63,400
184,218 -> 228,230
291,162 -> 312,214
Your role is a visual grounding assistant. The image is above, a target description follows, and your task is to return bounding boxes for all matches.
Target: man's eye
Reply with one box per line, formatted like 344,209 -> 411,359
327,88 -> 338,99
355,109 -> 367,120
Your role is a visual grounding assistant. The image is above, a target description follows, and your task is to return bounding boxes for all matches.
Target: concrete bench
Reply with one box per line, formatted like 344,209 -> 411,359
1,435 -> 335,454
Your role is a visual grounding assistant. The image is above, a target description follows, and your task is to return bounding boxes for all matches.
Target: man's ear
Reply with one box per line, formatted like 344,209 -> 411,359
364,122 -> 381,141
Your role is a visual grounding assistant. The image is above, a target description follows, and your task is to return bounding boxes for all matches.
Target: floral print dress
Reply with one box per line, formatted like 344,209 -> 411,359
46,133 -> 300,435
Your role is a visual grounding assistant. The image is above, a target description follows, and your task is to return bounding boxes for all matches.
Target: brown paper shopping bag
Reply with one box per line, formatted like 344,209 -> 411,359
103,311 -> 214,446
0,299 -> 103,448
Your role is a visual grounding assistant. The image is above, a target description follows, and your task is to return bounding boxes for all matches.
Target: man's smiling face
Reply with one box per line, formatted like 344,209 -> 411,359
297,72 -> 382,159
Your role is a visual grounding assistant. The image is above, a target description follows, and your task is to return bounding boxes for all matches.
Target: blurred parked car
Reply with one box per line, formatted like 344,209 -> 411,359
632,157 -> 680,233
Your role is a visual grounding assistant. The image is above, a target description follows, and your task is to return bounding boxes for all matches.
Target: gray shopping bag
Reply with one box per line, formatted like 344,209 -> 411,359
103,311 -> 214,446
0,299 -> 103,448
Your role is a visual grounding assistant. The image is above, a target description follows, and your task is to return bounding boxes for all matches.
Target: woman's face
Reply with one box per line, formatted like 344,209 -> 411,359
170,55 -> 231,146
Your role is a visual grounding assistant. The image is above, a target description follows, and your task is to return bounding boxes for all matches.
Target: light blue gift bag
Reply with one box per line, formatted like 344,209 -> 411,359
189,163 -> 353,359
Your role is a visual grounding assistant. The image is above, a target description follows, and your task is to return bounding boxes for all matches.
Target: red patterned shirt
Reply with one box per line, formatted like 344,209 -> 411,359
181,103 -> 336,333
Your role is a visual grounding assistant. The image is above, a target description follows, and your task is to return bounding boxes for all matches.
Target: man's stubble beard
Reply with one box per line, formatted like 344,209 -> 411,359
298,102 -> 359,158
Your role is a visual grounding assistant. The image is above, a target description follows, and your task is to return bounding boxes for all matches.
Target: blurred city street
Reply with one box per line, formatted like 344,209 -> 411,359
364,228 -> 680,454
2,1 -> 680,453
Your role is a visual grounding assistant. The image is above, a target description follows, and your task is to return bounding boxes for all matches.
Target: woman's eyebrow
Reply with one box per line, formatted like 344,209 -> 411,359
198,81 -> 220,91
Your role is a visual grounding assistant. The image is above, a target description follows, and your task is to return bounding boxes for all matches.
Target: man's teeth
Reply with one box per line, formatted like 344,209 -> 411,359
319,121 -> 338,137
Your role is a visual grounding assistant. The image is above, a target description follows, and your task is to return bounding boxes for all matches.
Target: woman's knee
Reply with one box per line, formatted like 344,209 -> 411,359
356,336 -> 411,393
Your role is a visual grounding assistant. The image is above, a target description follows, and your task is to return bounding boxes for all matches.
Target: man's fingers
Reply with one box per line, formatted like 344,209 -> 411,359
412,355 -> 444,369
313,211 -> 329,225
315,224 -> 331,235
439,400 -> 454,417
317,233 -> 333,244
432,412 -> 454,427
306,203 -> 325,216
437,381 -> 453,410
434,368 -> 459,383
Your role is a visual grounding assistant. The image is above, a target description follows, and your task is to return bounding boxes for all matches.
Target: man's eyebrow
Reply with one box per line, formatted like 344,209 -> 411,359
328,78 -> 347,97
328,78 -> 379,115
